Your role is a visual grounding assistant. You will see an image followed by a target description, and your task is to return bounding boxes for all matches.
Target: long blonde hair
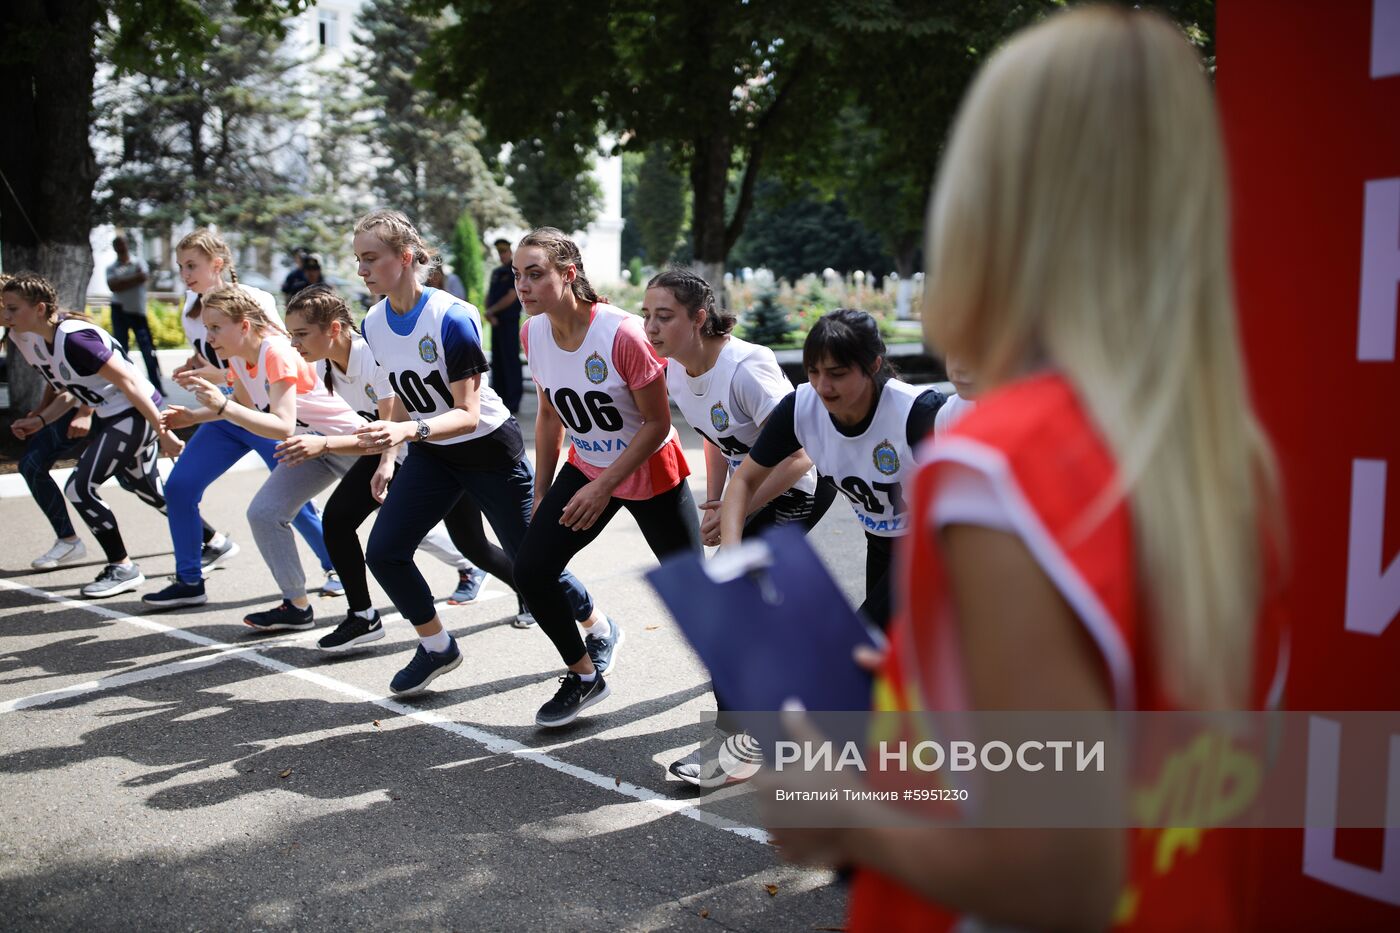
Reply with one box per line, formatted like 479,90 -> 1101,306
924,5 -> 1279,708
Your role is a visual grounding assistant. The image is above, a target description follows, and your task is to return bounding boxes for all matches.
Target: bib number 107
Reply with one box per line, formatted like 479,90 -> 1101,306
840,477 -> 906,516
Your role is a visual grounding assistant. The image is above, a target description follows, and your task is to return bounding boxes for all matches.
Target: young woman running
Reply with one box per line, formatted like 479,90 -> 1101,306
174,285 -> 366,630
276,284 -> 510,650
3,273 -> 184,597
641,267 -> 837,785
351,210 -> 596,696
722,309 -> 943,631
513,228 -> 702,728
644,267 -> 833,543
764,9 -> 1287,930
144,229 -> 335,609
3,274 -> 96,570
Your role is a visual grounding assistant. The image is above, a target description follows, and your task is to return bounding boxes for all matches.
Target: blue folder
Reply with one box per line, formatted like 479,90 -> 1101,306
646,524 -> 881,734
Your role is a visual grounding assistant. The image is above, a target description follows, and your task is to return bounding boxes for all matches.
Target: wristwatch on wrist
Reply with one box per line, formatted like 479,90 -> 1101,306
415,419 -> 431,443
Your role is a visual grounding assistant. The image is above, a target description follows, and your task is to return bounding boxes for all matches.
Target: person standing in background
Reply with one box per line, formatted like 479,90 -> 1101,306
485,238 -> 523,413
280,247 -> 311,302
106,235 -> 163,394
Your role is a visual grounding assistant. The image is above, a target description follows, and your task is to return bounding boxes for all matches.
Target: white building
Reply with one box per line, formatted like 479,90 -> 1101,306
89,0 -> 623,299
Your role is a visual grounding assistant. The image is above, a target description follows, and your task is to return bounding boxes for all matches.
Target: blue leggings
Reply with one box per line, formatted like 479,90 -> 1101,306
164,419 -> 331,583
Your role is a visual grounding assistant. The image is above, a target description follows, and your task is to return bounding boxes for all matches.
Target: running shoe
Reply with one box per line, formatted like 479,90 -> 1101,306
318,611 -> 385,652
80,562 -> 145,598
535,671 -> 610,728
244,600 -> 314,632
512,596 -> 537,629
669,730 -> 758,788
584,616 -> 623,676
200,536 -> 240,570
446,567 -> 487,605
142,577 -> 207,609
320,571 -> 344,597
32,537 -> 87,571
389,637 -> 462,696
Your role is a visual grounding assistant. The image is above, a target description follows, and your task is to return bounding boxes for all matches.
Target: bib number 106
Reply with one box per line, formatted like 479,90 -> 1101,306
546,388 -> 623,433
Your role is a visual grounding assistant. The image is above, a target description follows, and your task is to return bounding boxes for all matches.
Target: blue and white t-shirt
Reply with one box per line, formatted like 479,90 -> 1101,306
361,287 -> 519,461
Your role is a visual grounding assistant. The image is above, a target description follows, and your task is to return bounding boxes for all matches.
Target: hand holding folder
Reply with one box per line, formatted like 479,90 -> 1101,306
646,524 -> 882,745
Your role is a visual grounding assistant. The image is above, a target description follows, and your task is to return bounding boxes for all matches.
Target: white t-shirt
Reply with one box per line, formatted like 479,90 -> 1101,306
934,393 -> 976,436
666,336 -> 814,493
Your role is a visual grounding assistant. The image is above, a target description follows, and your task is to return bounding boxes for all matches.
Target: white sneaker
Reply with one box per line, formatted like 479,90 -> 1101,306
668,730 -> 760,789
33,538 -> 87,570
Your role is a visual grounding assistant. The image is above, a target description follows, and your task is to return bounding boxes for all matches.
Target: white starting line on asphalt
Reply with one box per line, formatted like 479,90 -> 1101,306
0,578 -> 769,845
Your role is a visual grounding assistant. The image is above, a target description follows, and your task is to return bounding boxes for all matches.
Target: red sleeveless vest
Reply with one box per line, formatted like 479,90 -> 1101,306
849,372 -> 1285,932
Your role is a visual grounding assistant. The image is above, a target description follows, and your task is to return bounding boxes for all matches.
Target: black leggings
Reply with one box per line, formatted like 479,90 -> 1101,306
861,531 -> 894,631
514,462 -> 702,667
322,454 -> 511,614
64,408 -> 213,563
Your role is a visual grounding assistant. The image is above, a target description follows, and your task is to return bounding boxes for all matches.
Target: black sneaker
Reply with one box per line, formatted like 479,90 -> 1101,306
584,617 -> 623,676
243,600 -> 314,632
201,536 -> 240,570
389,638 -> 462,696
318,611 -> 385,652
535,671 -> 610,728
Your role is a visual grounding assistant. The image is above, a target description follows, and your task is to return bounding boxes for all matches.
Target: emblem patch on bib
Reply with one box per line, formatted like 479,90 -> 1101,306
59,362 -> 72,381
366,384 -> 380,403
418,335 -> 439,364
710,402 -> 730,433
872,439 -> 900,476
584,351 -> 608,384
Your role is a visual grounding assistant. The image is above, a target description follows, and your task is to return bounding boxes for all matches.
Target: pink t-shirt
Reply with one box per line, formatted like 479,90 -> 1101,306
523,307 -> 689,499
228,339 -> 365,437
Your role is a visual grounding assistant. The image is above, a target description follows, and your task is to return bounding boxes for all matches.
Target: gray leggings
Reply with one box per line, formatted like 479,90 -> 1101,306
248,453 -> 357,600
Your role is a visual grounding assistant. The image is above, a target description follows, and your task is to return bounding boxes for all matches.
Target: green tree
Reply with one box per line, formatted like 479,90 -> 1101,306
633,143 -> 687,266
452,211 -> 485,306
0,0 -> 307,414
351,0 -> 520,246
97,0 -> 316,244
743,287 -> 792,347
619,150 -> 644,264
730,180 -> 891,283
420,0 -> 932,288
505,136 -> 602,233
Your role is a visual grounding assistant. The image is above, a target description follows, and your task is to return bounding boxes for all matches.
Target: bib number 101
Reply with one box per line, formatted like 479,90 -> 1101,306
390,370 -> 454,414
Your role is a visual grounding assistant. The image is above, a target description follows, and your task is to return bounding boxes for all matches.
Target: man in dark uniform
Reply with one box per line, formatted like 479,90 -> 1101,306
484,238 -> 523,413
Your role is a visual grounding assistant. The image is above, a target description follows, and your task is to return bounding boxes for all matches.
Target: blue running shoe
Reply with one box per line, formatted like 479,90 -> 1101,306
447,567 -> 487,605
390,638 -> 462,696
142,577 -> 207,610
584,616 -> 623,676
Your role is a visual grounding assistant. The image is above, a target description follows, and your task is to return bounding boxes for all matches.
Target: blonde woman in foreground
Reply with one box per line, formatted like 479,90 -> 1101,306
763,6 -> 1286,931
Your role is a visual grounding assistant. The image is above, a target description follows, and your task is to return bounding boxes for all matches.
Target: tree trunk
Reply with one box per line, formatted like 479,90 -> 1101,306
689,133 -> 731,308
893,241 -> 920,321
0,0 -> 100,415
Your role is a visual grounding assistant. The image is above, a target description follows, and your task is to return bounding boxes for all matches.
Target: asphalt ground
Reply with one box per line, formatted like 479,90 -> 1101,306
0,389 -> 877,931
